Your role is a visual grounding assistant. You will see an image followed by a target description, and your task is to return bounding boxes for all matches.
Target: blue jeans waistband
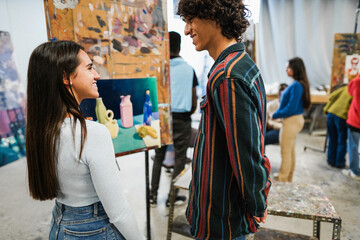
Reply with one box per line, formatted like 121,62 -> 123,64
55,200 -> 104,216
50,200 -> 124,239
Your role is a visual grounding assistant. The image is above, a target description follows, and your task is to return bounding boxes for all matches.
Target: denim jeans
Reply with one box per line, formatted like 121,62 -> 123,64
234,235 -> 246,240
197,235 -> 245,240
265,129 -> 280,145
49,200 -> 125,240
348,128 -> 360,176
327,113 -> 347,167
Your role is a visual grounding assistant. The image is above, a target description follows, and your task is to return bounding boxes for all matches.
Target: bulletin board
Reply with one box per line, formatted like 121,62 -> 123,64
43,0 -> 172,155
330,33 -> 360,90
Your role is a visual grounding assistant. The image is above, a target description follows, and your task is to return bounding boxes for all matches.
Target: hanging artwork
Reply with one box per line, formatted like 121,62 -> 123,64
44,0 -> 171,155
0,31 -> 26,167
330,33 -> 360,90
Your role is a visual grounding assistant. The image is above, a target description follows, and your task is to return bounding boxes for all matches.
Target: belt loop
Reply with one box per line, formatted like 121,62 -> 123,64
94,202 -> 98,217
61,202 -> 65,213
56,200 -> 65,213
54,200 -> 64,239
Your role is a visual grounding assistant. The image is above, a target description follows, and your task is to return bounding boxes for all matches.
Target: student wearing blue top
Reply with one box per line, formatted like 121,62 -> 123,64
272,57 -> 311,182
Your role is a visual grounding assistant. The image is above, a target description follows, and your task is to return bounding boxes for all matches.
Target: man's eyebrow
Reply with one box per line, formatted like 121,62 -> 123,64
85,62 -> 93,67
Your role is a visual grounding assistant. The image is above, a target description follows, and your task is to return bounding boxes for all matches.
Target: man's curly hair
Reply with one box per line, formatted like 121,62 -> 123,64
177,0 -> 251,41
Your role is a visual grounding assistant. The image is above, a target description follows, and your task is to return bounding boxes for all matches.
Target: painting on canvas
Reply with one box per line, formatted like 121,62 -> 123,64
81,77 -> 161,155
330,34 -> 360,90
44,0 -> 172,154
0,31 -> 26,167
344,54 -> 360,83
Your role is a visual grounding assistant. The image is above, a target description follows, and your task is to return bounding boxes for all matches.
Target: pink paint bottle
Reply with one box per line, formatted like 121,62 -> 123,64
120,95 -> 133,128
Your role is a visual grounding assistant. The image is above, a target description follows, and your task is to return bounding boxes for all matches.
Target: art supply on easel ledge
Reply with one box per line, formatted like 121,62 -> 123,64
143,90 -> 152,126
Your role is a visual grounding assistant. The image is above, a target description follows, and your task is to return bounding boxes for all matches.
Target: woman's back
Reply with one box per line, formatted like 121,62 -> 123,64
56,118 -> 143,239
57,118 -> 108,206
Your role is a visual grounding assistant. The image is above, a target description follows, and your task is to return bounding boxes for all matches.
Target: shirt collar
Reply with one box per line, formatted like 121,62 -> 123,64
208,42 -> 245,78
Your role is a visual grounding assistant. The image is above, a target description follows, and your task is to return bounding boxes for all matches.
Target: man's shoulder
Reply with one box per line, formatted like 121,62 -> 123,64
170,57 -> 194,71
224,52 -> 258,77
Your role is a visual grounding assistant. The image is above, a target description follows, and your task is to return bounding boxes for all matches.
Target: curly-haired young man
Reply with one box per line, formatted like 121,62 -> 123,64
177,0 -> 271,239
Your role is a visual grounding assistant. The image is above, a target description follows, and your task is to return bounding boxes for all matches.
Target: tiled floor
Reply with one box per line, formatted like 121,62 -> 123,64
0,131 -> 360,239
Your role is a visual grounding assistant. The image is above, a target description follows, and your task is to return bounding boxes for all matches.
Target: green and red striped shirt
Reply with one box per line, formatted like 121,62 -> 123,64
186,42 -> 271,239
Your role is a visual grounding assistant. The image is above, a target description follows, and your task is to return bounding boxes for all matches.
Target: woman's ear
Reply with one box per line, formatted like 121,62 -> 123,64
63,72 -> 72,86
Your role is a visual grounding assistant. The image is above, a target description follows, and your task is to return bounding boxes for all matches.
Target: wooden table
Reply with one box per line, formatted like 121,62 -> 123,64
267,93 -> 329,136
266,94 -> 329,104
267,182 -> 342,239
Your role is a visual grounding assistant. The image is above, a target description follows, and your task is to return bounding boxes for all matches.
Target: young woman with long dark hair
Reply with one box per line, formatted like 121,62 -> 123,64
26,41 -> 144,239
272,57 -> 311,182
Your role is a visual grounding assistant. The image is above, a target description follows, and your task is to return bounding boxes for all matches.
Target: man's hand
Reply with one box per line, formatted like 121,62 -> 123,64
254,209 -> 267,224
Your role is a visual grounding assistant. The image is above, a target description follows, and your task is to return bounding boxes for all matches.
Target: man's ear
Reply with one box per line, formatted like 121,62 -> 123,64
63,72 -> 72,86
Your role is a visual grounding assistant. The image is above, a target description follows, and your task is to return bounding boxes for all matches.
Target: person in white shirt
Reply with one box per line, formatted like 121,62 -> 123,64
265,83 -> 288,145
26,41 -> 144,240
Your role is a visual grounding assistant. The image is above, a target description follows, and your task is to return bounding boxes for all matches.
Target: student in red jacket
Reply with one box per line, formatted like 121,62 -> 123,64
342,75 -> 360,181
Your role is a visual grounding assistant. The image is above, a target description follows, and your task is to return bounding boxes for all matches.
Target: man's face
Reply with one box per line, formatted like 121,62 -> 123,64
184,17 -> 219,52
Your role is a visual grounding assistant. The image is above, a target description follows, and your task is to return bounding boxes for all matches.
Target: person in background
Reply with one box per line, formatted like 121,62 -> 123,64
272,57 -> 311,182
342,75 -> 360,181
26,41 -> 144,240
323,84 -> 352,168
265,83 -> 288,145
177,0 -> 271,239
149,31 -> 198,207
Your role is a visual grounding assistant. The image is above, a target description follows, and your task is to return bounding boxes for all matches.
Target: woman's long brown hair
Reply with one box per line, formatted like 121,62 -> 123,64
26,41 -> 87,200
288,57 -> 311,110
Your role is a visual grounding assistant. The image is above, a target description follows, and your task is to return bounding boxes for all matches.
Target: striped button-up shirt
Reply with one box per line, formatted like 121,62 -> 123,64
186,42 -> 271,240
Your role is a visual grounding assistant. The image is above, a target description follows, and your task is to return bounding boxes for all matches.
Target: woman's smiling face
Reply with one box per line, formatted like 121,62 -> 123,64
69,50 -> 100,103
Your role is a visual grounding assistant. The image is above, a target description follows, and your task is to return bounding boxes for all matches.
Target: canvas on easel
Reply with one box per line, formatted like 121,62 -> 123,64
344,54 -> 360,83
44,0 -> 171,155
0,31 -> 26,167
330,33 -> 360,90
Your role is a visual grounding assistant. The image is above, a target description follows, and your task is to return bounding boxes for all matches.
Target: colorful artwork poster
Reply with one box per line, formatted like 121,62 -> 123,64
330,34 -> 360,90
81,77 -> 161,155
44,0 -> 172,148
344,54 -> 360,83
0,31 -> 26,167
